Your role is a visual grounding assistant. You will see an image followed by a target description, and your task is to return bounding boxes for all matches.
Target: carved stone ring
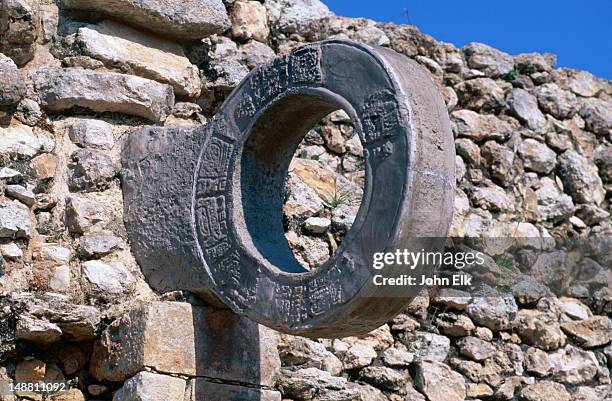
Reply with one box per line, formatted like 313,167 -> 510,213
122,40 -> 455,337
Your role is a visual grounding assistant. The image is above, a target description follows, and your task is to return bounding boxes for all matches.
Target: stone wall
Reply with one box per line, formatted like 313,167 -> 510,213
0,0 -> 610,400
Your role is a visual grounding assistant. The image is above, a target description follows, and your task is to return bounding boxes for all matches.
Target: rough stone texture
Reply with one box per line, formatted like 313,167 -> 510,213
451,109 -> 513,142
58,0 -> 230,40
230,1 -> 269,42
90,302 -> 280,386
0,53 -> 26,124
414,361 -> 466,401
520,381 -> 571,401
266,0 -> 332,38
548,345 -> 599,385
536,83 -> 577,119
579,97 -> 612,136
68,119 -> 115,150
560,316 -> 612,348
82,260 -> 135,295
113,371 -> 186,401
466,289 -> 518,331
32,68 -> 174,122
557,149 -> 605,205
0,199 -> 33,238
69,149 -> 118,192
464,42 -> 514,77
515,310 -> 566,350
76,21 -> 201,97
0,0 -> 39,66
518,138 -> 557,174
507,88 -> 546,129
0,125 -> 54,158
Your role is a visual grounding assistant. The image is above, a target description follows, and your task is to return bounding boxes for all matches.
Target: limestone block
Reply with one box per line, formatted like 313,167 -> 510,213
58,0 -> 229,40
76,21 -> 201,97
90,302 -> 280,387
32,68 -> 174,122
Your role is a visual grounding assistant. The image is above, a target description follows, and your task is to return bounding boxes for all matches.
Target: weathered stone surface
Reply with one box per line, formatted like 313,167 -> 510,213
436,313 -> 475,337
535,177 -> 575,221
185,380 -> 281,401
65,195 -> 109,234
579,97 -> 611,136
0,0 -> 39,66
520,381 -> 571,401
340,343 -> 377,370
68,119 -> 114,150
358,366 -> 407,391
0,242 -> 22,259
277,367 -> 350,400
6,185 -> 35,206
382,347 -> 414,367
30,153 -> 58,179
464,42 -> 513,77
557,149 -> 605,205
548,345 -> 598,385
514,52 -> 556,72
466,288 -> 518,331
0,199 -> 32,238
303,216 -> 331,233
455,77 -> 505,112
12,292 -> 101,341
414,361 -> 466,401
113,371 -> 186,401
266,0 -> 331,38
572,385 -> 612,401
90,302 -> 280,386
0,125 -> 54,158
230,1 -> 269,42
79,230 -> 122,258
15,99 -> 43,127
0,53 -> 26,124
406,332 -> 450,362
76,21 -> 201,97
15,314 -> 62,346
278,335 -> 342,374
69,149 -> 118,192
515,310 -> 566,350
536,83 -> 577,119
507,88 -> 546,129
32,68 -> 174,122
471,184 -> 514,212
560,316 -> 612,348
553,68 -> 602,97
525,347 -> 552,377
518,138 -> 557,174
82,260 -> 135,296
457,336 -> 495,361
58,0 -> 230,40
481,140 -> 515,186
451,109 -> 513,142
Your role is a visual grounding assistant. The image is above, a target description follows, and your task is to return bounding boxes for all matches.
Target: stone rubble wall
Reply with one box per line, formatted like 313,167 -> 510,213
0,0 -> 610,400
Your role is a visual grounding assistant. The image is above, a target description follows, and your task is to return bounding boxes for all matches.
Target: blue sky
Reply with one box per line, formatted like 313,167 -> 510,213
324,1 -> 612,79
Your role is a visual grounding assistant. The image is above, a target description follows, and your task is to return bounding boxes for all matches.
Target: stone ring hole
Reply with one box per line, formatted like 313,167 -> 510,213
238,92 -> 362,273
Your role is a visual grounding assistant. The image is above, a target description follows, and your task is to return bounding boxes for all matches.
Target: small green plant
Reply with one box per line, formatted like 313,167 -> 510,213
327,191 -> 351,209
311,154 -> 320,161
504,65 -> 519,82
497,258 -> 513,270
325,178 -> 351,208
